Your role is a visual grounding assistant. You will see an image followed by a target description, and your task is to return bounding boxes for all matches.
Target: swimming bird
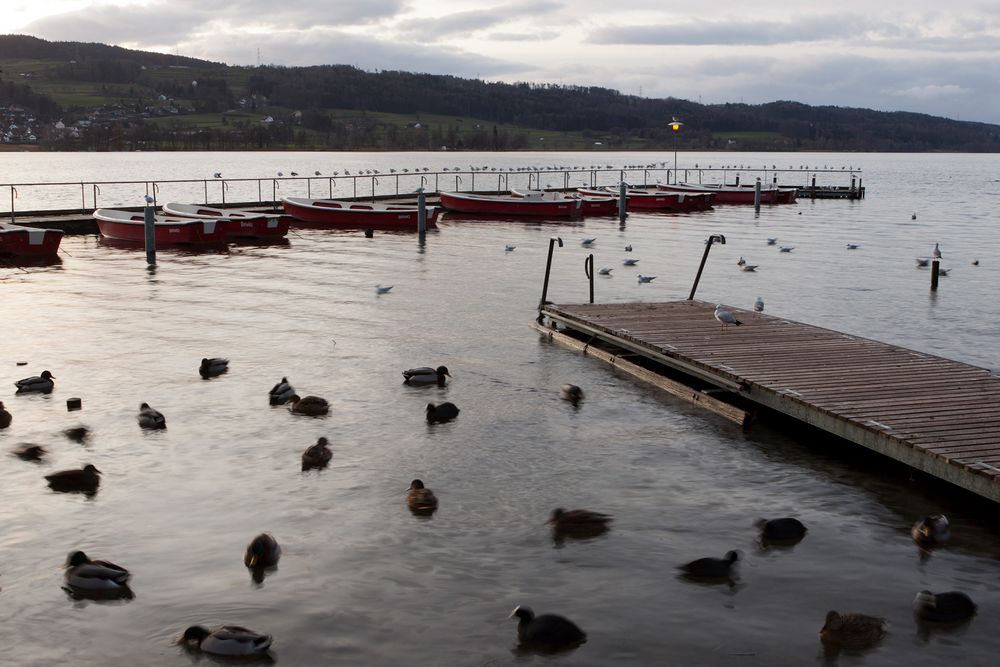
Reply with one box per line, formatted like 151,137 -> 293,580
213,172 -> 222,178
972,259 -> 979,266
64,550 -> 130,591
937,268 -> 950,276
182,625 -> 273,657
45,464 -> 101,494
737,256 -> 746,266
766,237 -> 778,245
375,284 -> 393,295
244,533 -> 281,570
753,296 -> 764,316
912,212 -> 917,220
509,606 -> 586,651
199,357 -> 228,379
819,611 -> 887,648
138,403 -> 166,430
63,426 -> 90,443
288,394 -> 329,416
679,550 -> 739,578
301,437 -> 332,471
913,590 -> 976,623
289,171 -> 298,177
932,242 -> 942,259
915,257 -> 931,267
779,246 -> 794,253
625,244 -> 633,252
314,170 -> 321,176
637,274 -> 656,283
598,267 -> 612,275
407,479 -> 438,513
276,171 -> 283,177
714,304 -> 742,329
560,384 -> 584,405
14,444 -> 46,461
505,244 -> 516,252
623,258 -> 639,266
580,238 -> 596,247
741,264 -> 759,272
548,508 -> 611,537
0,401 -> 10,428
756,517 -> 807,542
269,377 -> 295,405
846,243 -> 860,250
403,366 -> 450,386
14,370 -> 55,394
426,402 -> 459,424
911,514 -> 950,547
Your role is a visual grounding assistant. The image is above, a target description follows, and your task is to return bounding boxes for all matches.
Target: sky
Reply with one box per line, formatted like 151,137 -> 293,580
7,0 -> 1000,124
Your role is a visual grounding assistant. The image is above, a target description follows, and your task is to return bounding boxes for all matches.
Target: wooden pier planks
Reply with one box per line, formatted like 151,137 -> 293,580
540,300 -> 1000,502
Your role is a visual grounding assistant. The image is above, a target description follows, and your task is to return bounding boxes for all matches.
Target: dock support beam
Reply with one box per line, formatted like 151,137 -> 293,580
688,234 -> 725,300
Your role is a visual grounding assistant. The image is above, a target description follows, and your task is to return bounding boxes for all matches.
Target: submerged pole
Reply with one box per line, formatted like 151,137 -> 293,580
143,201 -> 156,266
754,178 -> 762,213
537,236 -> 563,322
688,234 -> 726,300
618,181 -> 627,225
931,259 -> 940,291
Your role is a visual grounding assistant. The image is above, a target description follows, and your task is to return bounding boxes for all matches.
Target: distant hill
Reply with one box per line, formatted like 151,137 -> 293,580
2,34 -> 999,152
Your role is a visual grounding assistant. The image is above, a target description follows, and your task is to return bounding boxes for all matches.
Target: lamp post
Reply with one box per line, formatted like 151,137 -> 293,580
670,117 -> 683,184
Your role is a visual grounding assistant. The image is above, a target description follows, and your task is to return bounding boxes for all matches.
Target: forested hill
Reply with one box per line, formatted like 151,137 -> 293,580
2,34 -> 999,152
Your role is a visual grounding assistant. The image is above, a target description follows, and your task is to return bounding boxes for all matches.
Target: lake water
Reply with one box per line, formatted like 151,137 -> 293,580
2,151 -> 1000,666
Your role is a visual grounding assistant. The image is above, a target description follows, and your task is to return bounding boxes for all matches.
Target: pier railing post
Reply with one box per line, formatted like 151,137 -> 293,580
688,234 -> 726,300
537,236 -> 563,322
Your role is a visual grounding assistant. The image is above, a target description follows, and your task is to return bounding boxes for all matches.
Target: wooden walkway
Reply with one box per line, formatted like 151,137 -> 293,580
539,300 -> 1000,502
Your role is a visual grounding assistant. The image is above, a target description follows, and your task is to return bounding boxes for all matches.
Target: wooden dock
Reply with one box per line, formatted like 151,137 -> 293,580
537,300 -> 1000,502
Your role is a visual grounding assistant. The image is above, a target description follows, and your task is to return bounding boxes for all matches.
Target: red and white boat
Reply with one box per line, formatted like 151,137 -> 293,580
440,191 -> 582,218
281,197 -> 438,230
577,187 -> 714,212
161,203 -> 289,239
0,222 -> 63,257
658,182 -> 796,204
509,189 -> 618,216
93,208 -> 234,244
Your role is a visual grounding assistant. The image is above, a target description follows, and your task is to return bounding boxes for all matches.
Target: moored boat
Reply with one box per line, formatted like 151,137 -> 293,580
510,189 -> 617,216
162,203 -> 289,239
577,187 -> 714,212
281,197 -> 438,230
92,208 -> 234,244
440,191 -> 582,218
0,222 -> 63,257
658,182 -> 795,204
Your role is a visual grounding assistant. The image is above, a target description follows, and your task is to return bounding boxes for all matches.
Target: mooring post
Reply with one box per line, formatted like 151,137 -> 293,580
688,234 -> 726,300
537,236 -> 563,322
585,254 -> 594,304
10,186 -> 16,223
811,175 -> 817,199
417,188 -> 427,241
143,201 -> 156,266
618,181 -> 627,224
931,259 -> 940,291
203,180 -> 208,204
858,177 -> 863,199
754,178 -> 762,213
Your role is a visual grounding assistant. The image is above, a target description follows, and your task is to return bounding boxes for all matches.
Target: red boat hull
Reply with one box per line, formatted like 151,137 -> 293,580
94,213 -> 233,244
162,204 -> 289,239
578,188 -> 714,212
0,223 -> 63,257
659,183 -> 793,204
224,216 -> 290,238
282,198 -> 438,230
509,189 -> 617,216
440,192 -> 582,218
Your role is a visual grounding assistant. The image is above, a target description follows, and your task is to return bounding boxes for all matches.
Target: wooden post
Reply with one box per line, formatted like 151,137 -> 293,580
417,190 -> 427,240
754,179 -> 761,213
618,181 -> 627,224
143,203 -> 156,266
931,260 -> 940,291
537,237 -> 563,322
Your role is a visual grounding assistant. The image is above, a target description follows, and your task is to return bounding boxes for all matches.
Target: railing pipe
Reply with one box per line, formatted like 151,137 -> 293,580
688,234 -> 726,301
537,236 -> 563,322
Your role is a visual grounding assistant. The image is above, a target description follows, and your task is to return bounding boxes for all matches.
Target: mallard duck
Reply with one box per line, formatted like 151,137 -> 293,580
911,514 -> 950,547
64,550 -> 130,590
14,370 -> 55,394
288,394 -> 329,416
402,366 -> 450,386
508,606 -> 586,651
45,464 -> 101,494
63,426 -> 90,443
182,625 -> 273,656
756,517 -> 807,542
14,444 -> 46,461
199,357 -> 229,379
819,611 -> 887,647
269,377 -> 295,405
244,533 -> 281,569
301,437 -> 332,471
407,479 -> 438,513
559,384 -> 584,405
426,402 -> 459,423
679,550 -> 739,578
913,590 -> 976,623
0,401 -> 11,429
548,508 -> 612,536
138,403 -> 166,430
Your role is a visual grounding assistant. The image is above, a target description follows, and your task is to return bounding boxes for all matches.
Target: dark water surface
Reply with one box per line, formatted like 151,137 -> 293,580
2,152 -> 1000,666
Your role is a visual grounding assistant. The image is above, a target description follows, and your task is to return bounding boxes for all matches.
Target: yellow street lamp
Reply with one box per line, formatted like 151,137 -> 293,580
669,117 -> 683,184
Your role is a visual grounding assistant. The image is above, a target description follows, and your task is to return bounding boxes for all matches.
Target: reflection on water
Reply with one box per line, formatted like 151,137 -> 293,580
1,152 -> 999,665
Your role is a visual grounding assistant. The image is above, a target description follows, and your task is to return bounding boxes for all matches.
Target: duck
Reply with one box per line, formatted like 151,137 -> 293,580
64,550 -> 130,591
138,403 -> 166,430
426,402 -> 460,424
244,533 -> 281,570
14,444 -> 46,461
913,590 -> 976,623
199,357 -> 229,379
182,625 -> 273,657
407,479 -> 438,513
14,370 -> 55,394
301,437 -> 332,471
0,401 -> 11,428
288,394 -> 329,416
756,517 -> 807,542
548,508 -> 611,537
45,464 -> 101,494
269,377 -> 295,405
63,426 -> 90,443
911,514 -> 950,547
679,550 -> 739,578
402,365 -> 450,386
508,606 -> 587,651
560,384 -> 584,406
819,611 -> 887,647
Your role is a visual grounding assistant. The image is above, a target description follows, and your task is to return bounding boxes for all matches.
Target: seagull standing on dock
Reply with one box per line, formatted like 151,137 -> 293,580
714,304 -> 742,330
753,296 -> 764,316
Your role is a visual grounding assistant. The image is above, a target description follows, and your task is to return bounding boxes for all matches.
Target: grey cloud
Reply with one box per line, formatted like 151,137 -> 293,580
589,15 -> 868,46
485,31 -> 561,42
414,1 -> 563,38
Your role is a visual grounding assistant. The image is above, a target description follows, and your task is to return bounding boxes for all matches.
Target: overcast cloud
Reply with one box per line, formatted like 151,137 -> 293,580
10,0 -> 1000,123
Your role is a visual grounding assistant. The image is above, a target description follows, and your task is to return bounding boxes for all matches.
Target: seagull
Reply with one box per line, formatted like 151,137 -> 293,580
912,212 -> 917,220
277,171 -> 283,177
598,267 -> 613,275
766,237 -> 778,245
581,238 -> 596,247
937,268 -> 951,277
623,258 -> 639,266
714,304 -> 742,330
637,274 -> 656,283
972,259 -> 980,266
915,257 -> 931,267
213,172 -> 222,178
753,296 -> 764,316
290,171 -> 298,176
737,256 -> 746,266
505,244 -> 516,252
932,242 -> 942,259
143,195 -> 154,204
314,170 -> 322,176
625,244 -> 633,252
779,246 -> 794,253
741,264 -> 759,272
375,285 -> 393,295
846,243 -> 860,250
